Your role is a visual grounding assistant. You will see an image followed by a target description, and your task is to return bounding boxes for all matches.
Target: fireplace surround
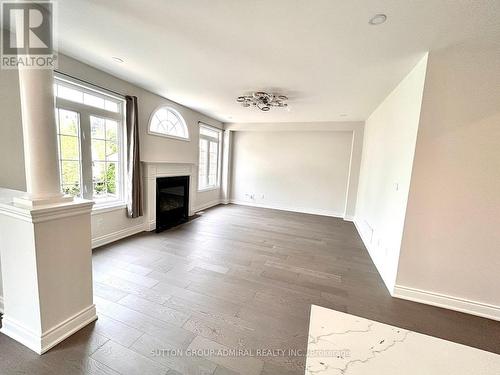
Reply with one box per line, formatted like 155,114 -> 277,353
143,162 -> 196,232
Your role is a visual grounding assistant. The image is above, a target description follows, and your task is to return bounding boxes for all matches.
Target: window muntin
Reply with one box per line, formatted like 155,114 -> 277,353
149,107 -> 189,140
54,80 -> 121,113
54,75 -> 125,208
198,124 -> 221,191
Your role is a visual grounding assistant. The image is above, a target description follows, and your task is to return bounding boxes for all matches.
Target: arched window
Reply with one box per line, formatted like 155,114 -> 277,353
149,107 -> 189,140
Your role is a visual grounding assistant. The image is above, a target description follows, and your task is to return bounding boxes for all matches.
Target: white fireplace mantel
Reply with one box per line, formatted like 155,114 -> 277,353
142,161 -> 197,231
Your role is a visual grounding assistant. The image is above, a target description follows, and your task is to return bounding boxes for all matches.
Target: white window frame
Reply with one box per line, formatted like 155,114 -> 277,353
198,123 -> 222,192
148,106 -> 190,141
54,74 -> 127,211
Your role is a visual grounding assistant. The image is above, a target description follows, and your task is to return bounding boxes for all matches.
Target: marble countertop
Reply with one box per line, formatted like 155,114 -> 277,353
306,305 -> 500,374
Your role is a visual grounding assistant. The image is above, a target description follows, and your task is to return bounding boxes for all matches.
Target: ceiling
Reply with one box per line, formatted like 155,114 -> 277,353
56,0 -> 500,123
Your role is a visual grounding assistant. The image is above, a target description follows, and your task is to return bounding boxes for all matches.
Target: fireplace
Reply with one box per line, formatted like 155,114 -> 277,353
156,176 -> 189,232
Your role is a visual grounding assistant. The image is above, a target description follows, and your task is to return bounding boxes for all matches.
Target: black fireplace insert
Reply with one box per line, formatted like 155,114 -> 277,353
156,176 -> 189,232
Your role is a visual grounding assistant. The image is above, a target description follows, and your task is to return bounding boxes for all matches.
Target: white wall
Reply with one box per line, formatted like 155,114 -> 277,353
227,122 -> 364,218
395,39 -> 500,319
354,55 -> 428,292
0,246 -> 2,312
0,188 -> 25,312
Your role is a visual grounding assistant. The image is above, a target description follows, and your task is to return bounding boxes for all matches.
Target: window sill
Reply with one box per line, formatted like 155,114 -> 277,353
197,186 -> 220,193
91,202 -> 127,215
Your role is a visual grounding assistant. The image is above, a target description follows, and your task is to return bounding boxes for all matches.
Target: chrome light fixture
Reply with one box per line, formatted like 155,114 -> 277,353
236,92 -> 288,112
369,14 -> 387,25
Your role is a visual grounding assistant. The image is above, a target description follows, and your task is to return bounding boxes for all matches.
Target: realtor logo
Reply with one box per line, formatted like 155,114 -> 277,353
1,0 -> 57,69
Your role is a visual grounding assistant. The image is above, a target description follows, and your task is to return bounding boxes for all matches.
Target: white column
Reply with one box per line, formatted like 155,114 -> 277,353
15,68 -> 70,206
221,130 -> 233,204
0,67 -> 96,355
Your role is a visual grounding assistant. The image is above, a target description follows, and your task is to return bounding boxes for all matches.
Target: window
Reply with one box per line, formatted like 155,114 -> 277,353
90,116 -> 120,202
149,106 -> 189,140
56,109 -> 82,196
198,124 -> 221,191
54,76 -> 125,208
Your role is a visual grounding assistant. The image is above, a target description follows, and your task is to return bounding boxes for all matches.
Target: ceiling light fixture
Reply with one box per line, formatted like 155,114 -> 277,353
368,14 -> 387,25
236,92 -> 288,112
112,57 -> 124,63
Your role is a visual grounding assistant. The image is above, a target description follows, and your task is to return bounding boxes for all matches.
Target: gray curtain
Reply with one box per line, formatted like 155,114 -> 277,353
125,96 -> 143,218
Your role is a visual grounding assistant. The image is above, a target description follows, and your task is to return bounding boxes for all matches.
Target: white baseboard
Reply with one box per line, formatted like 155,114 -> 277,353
0,304 -> 97,354
353,219 -> 370,250
0,295 -> 3,314
194,199 -> 222,213
146,220 -> 156,232
352,219 -> 395,295
394,285 -> 500,322
92,223 -> 145,249
343,216 -> 355,222
354,217 -> 500,321
230,200 -> 344,218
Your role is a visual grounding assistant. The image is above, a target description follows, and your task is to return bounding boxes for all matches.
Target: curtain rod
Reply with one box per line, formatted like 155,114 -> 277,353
54,70 -> 127,99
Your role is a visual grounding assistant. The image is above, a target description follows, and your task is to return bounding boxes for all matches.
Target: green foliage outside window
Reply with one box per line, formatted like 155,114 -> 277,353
93,163 -> 117,196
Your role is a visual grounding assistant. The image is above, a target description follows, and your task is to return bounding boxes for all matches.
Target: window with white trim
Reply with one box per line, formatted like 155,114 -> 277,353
54,75 -> 126,208
198,124 -> 221,191
149,106 -> 189,140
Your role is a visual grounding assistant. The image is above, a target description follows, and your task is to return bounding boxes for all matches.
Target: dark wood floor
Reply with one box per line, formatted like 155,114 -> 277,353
0,204 -> 499,374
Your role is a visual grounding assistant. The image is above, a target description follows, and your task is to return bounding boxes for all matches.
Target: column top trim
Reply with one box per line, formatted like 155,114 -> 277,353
0,199 -> 94,223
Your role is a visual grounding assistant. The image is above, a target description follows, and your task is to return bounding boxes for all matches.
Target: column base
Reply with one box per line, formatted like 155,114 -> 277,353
0,305 -> 97,355
0,199 -> 95,355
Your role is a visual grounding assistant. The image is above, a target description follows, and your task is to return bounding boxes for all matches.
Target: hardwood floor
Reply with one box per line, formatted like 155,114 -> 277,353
0,204 -> 499,374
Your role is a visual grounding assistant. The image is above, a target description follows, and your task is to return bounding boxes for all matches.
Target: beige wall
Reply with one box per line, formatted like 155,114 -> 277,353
355,55 -> 428,291
56,55 -> 223,246
0,55 -> 223,247
231,131 -> 352,217
396,39 -> 500,313
0,70 -> 26,191
226,122 -> 364,219
57,56 -> 222,165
